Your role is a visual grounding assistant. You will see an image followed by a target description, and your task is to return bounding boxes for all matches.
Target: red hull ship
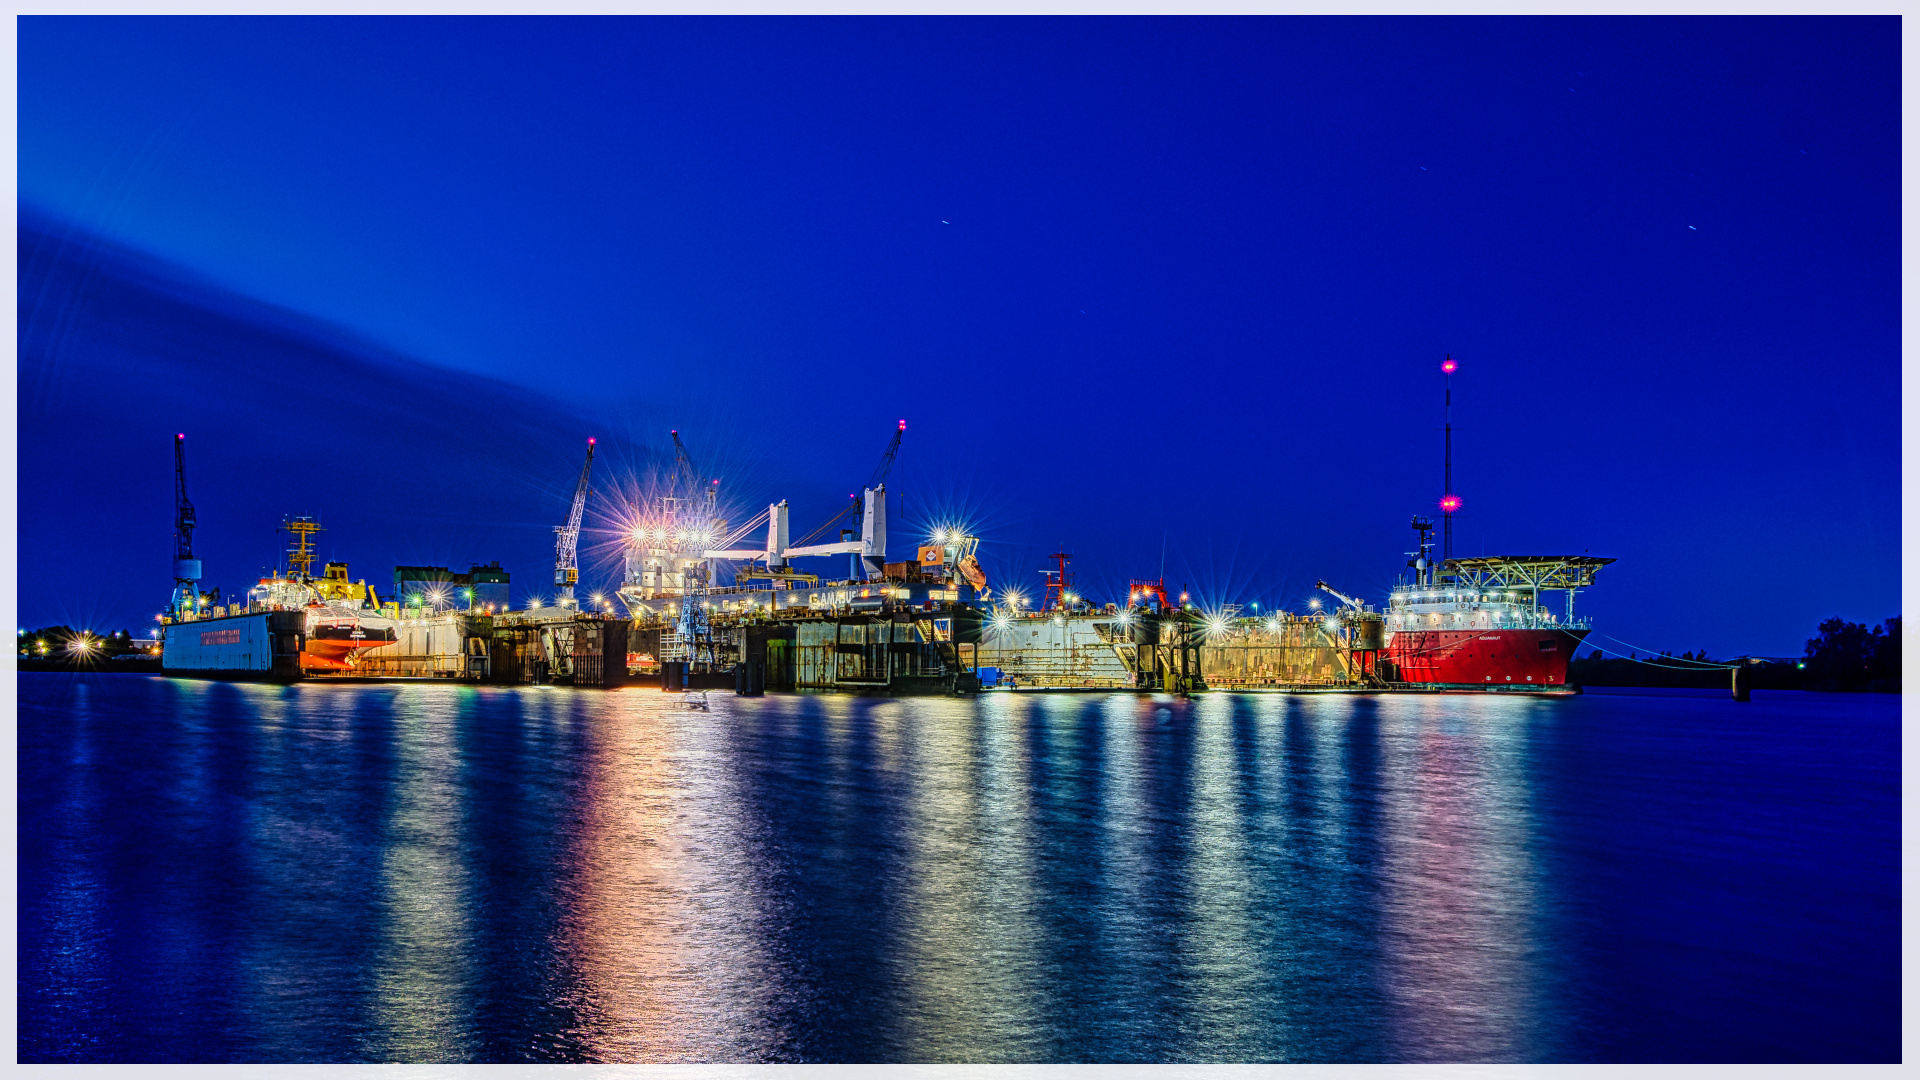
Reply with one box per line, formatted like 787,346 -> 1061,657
1380,519 -> 1612,691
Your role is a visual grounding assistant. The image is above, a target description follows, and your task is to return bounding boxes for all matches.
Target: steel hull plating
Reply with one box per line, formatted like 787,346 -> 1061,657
160,611 -> 305,680
1386,627 -> 1588,688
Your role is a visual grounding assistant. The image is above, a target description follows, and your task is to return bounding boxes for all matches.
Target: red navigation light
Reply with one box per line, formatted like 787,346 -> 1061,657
1440,495 -> 1462,512
176,433 -> 185,440
898,419 -> 907,430
1441,359 -> 1458,374
588,437 -> 596,445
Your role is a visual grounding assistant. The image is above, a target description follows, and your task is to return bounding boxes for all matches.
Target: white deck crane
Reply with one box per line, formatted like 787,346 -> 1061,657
553,438 -> 596,610
1315,580 -> 1367,611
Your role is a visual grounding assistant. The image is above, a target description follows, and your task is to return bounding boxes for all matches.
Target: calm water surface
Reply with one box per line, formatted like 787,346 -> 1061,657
17,675 -> 1899,1062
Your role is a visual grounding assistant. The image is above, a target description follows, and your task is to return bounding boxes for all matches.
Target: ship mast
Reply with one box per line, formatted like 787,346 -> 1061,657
281,516 -> 322,581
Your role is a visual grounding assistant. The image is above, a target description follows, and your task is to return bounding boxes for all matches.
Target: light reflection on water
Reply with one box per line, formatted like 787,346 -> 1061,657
17,677 -> 1901,1063
1375,698 -> 1537,1061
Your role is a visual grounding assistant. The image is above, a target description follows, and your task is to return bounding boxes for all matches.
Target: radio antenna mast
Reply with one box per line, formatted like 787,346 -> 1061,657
1440,356 -> 1461,562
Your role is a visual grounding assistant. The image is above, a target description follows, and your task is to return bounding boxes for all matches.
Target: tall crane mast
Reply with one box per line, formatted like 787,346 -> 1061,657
171,433 -> 201,617
553,437 -> 596,609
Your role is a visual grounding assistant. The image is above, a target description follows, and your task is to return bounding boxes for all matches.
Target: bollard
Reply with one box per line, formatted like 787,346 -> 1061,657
1732,664 -> 1750,702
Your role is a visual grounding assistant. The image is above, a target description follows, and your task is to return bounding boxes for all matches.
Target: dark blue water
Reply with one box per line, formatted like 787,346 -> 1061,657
18,675 -> 1899,1063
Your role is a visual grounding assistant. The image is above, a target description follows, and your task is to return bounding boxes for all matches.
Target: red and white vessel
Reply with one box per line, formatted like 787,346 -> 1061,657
1382,518 -> 1611,690
1378,357 -> 1612,691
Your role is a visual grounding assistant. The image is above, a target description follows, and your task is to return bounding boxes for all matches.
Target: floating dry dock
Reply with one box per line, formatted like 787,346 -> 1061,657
160,605 -> 630,688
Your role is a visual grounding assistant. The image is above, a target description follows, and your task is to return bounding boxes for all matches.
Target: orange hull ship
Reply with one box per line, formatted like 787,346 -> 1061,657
301,616 -> 399,672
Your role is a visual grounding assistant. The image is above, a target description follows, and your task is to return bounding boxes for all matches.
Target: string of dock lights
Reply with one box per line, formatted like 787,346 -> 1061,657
627,522 -> 719,547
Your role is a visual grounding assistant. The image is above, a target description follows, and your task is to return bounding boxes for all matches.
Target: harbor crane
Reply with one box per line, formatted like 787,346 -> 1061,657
171,433 -> 201,617
1315,580 -> 1366,611
553,438 -> 596,610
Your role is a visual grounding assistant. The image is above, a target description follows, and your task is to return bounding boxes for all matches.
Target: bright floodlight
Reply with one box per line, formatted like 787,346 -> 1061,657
1308,597 -> 1321,610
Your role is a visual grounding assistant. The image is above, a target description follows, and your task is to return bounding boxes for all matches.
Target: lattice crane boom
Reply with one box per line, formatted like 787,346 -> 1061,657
173,433 -> 196,562
553,437 -> 596,607
868,419 -> 905,490
851,419 -> 905,534
670,430 -> 708,501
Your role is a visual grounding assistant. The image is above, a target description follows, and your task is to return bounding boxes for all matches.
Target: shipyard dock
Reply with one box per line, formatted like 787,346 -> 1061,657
154,422 -> 1602,697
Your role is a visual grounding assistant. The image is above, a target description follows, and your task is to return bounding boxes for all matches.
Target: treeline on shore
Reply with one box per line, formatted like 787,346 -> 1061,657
1572,616 -> 1901,693
18,626 -> 159,671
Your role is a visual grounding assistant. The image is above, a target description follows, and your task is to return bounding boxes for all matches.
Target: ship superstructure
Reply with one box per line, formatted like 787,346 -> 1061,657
1378,517 -> 1611,689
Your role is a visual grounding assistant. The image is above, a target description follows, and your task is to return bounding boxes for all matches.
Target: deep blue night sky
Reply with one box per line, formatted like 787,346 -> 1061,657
18,17 -> 1900,656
